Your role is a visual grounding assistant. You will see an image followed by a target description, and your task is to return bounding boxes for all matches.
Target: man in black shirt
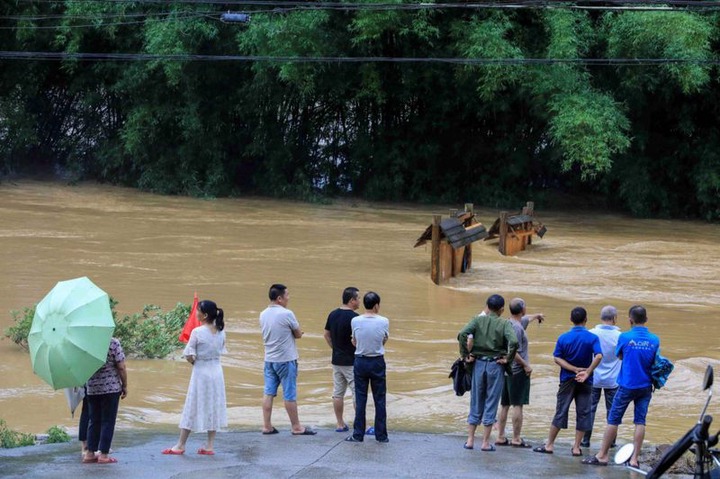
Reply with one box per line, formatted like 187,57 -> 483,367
323,287 -> 360,432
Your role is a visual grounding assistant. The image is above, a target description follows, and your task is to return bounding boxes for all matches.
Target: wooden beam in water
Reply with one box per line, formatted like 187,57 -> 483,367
431,215 -> 441,285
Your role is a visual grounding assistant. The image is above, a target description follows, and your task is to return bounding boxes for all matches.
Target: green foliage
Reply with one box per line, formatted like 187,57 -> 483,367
548,91 -> 630,179
4,307 -> 34,351
0,420 -> 35,448
45,425 -> 71,444
4,299 -> 188,359
603,11 -> 713,95
2,2 -> 720,220
113,303 -> 189,359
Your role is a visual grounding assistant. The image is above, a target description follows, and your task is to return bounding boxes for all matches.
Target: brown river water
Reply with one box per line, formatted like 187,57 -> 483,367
1,181 -> 719,445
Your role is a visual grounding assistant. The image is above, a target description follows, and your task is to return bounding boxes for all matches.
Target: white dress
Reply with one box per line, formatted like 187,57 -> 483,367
179,325 -> 228,432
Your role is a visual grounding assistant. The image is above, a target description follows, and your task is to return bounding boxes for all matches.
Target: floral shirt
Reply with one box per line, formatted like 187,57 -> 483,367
86,338 -> 125,395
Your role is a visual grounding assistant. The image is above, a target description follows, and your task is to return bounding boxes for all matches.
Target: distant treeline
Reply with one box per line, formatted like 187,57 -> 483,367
1,3 -> 719,220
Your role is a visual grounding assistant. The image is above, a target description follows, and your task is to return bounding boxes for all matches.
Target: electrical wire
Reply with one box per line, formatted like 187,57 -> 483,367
5,0 -> 720,8
0,50 -> 716,65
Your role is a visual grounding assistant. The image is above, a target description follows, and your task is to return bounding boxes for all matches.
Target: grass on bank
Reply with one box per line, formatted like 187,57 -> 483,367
3,298 -> 189,359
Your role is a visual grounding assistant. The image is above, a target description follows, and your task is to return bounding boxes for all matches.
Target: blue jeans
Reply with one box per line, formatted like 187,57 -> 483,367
467,360 -> 504,426
608,386 -> 652,426
351,356 -> 387,441
582,386 -> 618,444
86,392 -> 121,454
263,360 -> 298,401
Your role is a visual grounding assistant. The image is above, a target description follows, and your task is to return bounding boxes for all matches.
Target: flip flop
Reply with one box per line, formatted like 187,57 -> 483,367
533,445 -> 554,454
572,448 -> 583,457
161,448 -> 185,455
335,424 -> 349,432
495,438 -> 510,446
480,445 -> 496,452
262,427 -> 279,435
511,440 -> 532,448
463,443 -> 473,450
291,427 -> 317,436
581,456 -> 608,466
81,456 -> 98,463
97,457 -> 118,464
197,448 -> 215,455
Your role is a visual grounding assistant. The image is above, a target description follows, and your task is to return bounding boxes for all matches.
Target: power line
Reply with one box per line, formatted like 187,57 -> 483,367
5,0 -> 720,8
0,50 -> 715,65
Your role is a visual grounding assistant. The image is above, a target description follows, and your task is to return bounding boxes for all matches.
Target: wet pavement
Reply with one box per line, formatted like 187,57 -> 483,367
0,427 -> 640,479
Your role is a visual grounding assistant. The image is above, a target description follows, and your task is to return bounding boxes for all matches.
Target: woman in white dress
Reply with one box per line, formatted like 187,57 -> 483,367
162,300 -> 228,455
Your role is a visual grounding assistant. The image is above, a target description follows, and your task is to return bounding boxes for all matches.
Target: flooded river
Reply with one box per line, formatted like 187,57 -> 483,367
1,181 -> 718,445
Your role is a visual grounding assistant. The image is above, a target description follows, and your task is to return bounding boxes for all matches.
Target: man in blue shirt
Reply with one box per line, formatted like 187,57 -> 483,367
534,307 -> 602,456
583,305 -> 660,468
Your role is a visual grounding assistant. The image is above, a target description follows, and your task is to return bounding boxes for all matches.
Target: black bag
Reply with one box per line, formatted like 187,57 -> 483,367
449,357 -> 473,396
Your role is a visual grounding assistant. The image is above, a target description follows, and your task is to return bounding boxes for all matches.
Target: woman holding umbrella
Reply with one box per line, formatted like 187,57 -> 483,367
82,337 -> 127,464
163,300 -> 228,455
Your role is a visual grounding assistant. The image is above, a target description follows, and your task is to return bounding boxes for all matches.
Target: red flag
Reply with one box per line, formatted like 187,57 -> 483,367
179,292 -> 200,343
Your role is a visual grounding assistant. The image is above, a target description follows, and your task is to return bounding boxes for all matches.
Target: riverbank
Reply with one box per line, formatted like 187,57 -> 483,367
0,427 -> 648,479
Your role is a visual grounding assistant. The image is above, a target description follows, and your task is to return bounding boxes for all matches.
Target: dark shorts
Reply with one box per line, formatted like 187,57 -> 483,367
608,386 -> 652,426
551,379 -> 592,431
501,371 -> 530,406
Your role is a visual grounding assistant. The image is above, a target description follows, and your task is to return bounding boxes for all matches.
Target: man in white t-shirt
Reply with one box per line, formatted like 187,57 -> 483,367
581,305 -> 621,448
259,284 -> 316,436
345,291 -> 390,444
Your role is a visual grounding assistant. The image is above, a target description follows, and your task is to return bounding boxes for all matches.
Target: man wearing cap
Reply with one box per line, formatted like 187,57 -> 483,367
458,294 -> 518,451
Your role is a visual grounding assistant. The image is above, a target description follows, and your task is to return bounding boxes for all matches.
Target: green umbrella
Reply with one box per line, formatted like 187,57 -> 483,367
28,277 -> 115,390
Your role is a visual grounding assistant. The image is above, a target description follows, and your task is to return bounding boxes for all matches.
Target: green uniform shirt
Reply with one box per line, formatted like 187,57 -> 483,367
457,312 -> 518,363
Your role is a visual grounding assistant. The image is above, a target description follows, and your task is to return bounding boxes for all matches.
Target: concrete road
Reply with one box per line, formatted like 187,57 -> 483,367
0,428 -> 637,479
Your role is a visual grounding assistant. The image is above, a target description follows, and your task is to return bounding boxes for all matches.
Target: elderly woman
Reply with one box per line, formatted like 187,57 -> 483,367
82,337 -> 127,464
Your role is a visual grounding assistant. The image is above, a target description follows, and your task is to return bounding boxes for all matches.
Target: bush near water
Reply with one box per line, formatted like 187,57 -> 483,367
3,297 -> 190,359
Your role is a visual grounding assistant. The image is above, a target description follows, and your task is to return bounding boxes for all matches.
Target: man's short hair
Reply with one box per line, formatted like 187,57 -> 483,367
570,306 -> 587,325
363,291 -> 380,310
269,284 -> 287,301
600,305 -> 617,321
629,305 -> 648,324
342,287 -> 359,305
509,298 -> 525,316
486,294 -> 505,313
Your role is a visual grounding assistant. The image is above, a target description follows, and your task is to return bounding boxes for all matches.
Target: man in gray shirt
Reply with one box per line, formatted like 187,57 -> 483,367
345,291 -> 390,444
495,298 -> 544,448
259,284 -> 315,435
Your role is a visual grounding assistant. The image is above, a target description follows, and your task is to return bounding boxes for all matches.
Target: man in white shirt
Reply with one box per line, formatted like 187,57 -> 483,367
345,291 -> 390,444
259,284 -> 316,435
581,305 -> 621,448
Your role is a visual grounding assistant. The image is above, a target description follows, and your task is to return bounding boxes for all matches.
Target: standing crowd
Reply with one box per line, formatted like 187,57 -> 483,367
77,286 -> 661,471
457,294 -> 660,470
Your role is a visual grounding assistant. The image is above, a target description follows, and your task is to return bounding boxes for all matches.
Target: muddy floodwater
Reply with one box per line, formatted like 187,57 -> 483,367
1,181 -> 718,445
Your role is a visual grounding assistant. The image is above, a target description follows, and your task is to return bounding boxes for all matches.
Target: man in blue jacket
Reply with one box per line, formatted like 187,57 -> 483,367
582,305 -> 660,468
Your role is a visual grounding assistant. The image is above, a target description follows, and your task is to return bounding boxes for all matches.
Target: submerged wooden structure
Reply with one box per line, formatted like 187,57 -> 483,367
485,201 -> 547,256
414,204 -> 488,285
415,201 -> 548,284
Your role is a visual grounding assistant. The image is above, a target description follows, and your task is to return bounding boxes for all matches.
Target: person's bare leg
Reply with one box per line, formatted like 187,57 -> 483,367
205,430 -> 216,451
543,425 -> 561,451
169,428 -> 191,452
333,397 -> 345,429
262,395 -> 275,433
595,425 -> 618,463
511,405 -> 524,444
572,429 -> 584,455
481,424 -> 494,450
496,405 -> 509,444
630,424 -> 645,467
284,400 -> 304,433
466,423 -> 477,448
